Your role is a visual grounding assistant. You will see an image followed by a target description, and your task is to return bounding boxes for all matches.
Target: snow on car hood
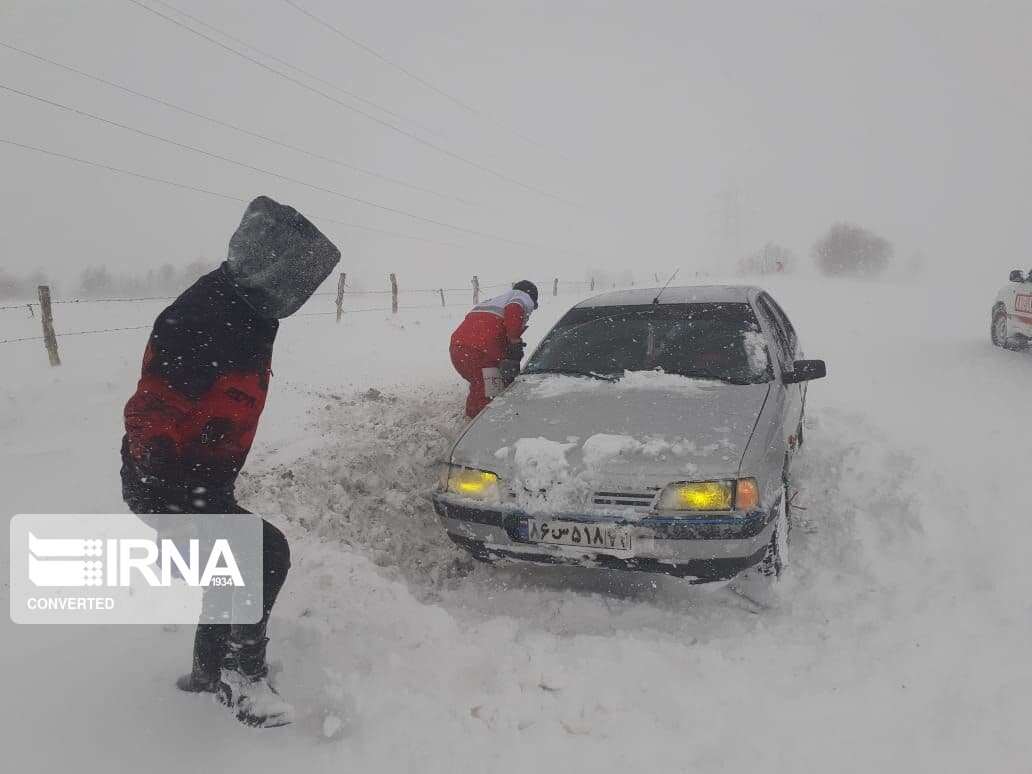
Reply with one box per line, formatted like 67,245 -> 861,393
451,372 -> 770,512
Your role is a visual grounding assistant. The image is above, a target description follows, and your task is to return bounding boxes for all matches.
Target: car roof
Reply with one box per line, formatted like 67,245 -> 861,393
572,285 -> 761,308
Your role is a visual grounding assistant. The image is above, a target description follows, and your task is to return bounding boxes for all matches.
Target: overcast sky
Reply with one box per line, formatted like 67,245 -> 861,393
1,0 -> 1030,289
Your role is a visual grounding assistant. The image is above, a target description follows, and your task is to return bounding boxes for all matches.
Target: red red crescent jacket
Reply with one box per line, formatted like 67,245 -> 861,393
450,289 -> 535,361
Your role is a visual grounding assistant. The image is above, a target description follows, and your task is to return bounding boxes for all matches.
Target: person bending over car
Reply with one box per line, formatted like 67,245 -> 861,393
449,280 -> 538,418
120,196 -> 340,728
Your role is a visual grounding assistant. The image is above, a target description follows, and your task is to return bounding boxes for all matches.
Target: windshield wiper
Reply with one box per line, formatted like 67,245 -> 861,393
668,370 -> 759,386
524,367 -> 618,382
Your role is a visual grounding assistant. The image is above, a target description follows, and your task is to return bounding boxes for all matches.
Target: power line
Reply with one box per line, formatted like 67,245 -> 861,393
0,134 -> 240,200
0,82 -> 558,251
282,0 -> 482,115
0,41 -> 475,207
0,137 -> 472,250
146,0 -> 444,142
2,83 -> 608,259
283,1 -> 661,233
281,0 -> 591,174
124,0 -> 577,206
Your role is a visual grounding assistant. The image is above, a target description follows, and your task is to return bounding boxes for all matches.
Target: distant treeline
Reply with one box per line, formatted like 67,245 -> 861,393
737,222 -> 917,279
0,270 -> 55,301
0,261 -> 213,301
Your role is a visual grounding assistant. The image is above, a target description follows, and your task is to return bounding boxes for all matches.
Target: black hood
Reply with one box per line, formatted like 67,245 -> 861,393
224,196 -> 341,319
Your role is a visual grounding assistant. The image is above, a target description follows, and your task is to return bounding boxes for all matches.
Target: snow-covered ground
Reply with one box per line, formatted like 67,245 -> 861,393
3,272 -> 1031,772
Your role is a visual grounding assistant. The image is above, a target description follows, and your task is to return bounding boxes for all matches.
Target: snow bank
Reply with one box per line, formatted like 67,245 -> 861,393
3,276 -> 1032,772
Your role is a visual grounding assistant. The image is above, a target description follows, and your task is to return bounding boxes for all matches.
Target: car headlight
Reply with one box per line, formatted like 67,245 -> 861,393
445,466 -> 500,501
657,478 -> 759,512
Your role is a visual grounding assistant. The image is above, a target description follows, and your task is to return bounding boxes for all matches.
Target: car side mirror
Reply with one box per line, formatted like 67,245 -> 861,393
784,360 -> 827,384
1010,270 -> 1026,283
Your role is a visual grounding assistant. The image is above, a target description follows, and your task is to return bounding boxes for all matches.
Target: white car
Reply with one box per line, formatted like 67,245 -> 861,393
991,269 -> 1032,350
433,286 -> 827,582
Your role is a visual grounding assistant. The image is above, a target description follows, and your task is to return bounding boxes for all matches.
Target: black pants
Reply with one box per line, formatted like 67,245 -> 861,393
123,481 -> 290,680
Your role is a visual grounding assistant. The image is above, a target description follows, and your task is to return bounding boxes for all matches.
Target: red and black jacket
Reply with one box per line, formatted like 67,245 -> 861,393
121,265 -> 277,507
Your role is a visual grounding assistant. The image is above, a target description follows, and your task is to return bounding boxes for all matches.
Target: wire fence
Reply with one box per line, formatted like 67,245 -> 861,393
0,274 -> 610,352
0,280 -> 576,310
0,325 -> 154,345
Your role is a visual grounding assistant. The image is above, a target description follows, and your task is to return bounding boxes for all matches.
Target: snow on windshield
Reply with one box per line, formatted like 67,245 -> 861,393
524,302 -> 772,384
525,367 -> 718,398
742,330 -> 772,375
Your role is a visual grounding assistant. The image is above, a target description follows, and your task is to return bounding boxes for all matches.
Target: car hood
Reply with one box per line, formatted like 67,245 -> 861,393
452,371 -> 770,491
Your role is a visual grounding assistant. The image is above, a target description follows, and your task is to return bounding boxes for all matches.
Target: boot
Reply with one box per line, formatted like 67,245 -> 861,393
176,673 -> 220,694
216,635 -> 294,728
176,624 -> 228,694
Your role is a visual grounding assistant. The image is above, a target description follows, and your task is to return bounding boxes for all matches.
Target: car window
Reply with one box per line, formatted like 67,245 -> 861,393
764,295 -> 798,357
524,303 -> 773,385
755,296 -> 791,365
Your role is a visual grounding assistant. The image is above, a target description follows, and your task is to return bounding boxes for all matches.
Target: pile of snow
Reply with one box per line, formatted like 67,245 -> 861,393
237,384 -> 470,587
499,431 -> 735,513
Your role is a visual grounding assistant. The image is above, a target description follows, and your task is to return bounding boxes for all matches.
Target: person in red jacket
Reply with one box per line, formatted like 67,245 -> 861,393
450,281 -> 538,418
121,196 -> 340,728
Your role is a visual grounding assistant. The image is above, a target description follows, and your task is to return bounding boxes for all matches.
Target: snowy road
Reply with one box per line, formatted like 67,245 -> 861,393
3,273 -> 1031,772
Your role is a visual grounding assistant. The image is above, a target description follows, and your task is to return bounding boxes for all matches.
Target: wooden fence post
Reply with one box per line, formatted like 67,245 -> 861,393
472,275 -> 480,305
335,272 -> 346,322
38,285 -> 60,366
439,288 -> 446,307
553,278 -> 558,296
390,273 -> 398,313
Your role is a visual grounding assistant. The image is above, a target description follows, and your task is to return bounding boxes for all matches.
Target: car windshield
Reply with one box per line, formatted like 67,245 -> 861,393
524,302 -> 772,385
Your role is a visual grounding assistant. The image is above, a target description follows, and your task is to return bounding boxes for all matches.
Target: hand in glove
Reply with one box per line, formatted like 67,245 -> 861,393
506,340 -> 527,361
499,358 -> 520,386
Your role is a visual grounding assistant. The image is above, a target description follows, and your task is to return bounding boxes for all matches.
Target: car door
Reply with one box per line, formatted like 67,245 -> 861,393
1013,281 -> 1032,336
764,294 -> 809,414
999,279 -> 1020,330
755,293 -> 804,451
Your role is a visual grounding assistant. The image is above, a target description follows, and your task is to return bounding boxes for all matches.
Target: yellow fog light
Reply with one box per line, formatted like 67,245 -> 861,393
446,467 -> 500,501
657,479 -> 760,512
658,481 -> 733,511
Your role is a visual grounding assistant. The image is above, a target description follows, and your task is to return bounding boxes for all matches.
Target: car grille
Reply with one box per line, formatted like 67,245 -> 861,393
591,488 -> 660,509
502,484 -> 661,511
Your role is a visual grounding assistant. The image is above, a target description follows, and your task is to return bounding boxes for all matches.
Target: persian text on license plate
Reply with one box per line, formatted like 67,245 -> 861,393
520,519 -> 632,551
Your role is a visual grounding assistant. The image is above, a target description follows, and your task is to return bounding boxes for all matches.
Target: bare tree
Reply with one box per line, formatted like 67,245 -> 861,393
74,260 -> 214,297
813,223 -> 893,278
79,265 -> 114,296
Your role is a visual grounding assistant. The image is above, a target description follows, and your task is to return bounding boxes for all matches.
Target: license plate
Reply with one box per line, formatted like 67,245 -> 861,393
519,518 -> 632,551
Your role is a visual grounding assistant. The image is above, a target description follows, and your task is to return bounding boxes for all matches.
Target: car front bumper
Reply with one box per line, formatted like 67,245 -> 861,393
432,494 -> 775,582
